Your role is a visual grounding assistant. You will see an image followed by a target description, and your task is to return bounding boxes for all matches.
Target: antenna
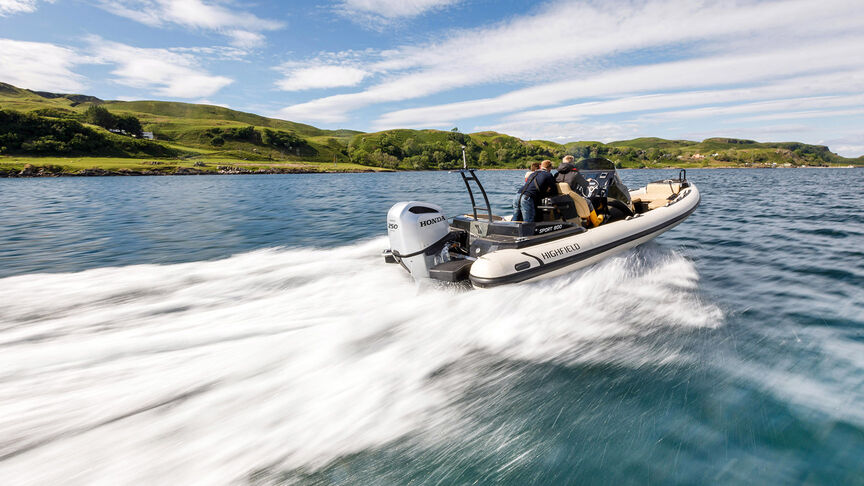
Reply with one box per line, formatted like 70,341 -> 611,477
461,145 -> 467,169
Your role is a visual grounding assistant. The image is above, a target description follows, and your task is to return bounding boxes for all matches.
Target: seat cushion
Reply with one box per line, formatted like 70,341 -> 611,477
557,183 -> 591,218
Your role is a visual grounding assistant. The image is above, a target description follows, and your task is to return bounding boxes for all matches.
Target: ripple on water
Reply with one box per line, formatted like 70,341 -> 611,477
0,169 -> 862,484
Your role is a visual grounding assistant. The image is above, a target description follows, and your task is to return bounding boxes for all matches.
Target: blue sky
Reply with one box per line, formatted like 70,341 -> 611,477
1,0 -> 863,156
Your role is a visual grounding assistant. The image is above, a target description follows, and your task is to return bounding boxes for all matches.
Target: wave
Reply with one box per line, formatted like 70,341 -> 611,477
0,238 -> 722,484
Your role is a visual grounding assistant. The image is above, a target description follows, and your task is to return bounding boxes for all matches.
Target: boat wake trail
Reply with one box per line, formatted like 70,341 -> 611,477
0,238 -> 722,484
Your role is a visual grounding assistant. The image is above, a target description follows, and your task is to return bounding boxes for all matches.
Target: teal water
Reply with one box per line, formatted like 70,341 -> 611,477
0,169 -> 862,484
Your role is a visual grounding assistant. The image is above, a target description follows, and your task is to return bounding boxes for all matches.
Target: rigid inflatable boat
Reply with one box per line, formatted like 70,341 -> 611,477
384,157 -> 699,288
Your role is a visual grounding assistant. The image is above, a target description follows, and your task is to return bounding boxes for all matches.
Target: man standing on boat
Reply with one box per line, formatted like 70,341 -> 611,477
512,159 -> 556,222
555,155 -> 589,195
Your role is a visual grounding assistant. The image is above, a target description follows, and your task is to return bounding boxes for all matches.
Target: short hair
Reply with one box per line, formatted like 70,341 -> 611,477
562,155 -> 575,163
529,162 -> 540,171
540,159 -> 553,169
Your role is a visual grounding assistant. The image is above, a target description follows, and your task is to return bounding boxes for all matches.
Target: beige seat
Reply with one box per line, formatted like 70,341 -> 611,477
557,183 -> 592,220
632,182 -> 683,210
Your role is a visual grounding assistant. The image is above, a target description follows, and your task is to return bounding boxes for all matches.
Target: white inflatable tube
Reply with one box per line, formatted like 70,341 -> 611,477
469,184 -> 701,288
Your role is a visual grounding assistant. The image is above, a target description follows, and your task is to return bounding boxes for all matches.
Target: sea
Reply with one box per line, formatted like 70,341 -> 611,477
0,168 -> 862,485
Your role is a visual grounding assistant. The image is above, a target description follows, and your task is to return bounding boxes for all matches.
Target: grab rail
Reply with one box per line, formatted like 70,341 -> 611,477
454,169 -> 493,222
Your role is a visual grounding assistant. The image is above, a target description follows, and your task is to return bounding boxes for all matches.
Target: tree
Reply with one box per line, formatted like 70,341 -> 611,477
84,105 -> 116,130
401,138 -> 418,157
407,154 -> 430,170
432,150 -> 447,167
116,115 -> 142,137
350,148 -> 370,165
235,125 -> 256,141
495,148 -> 508,164
369,149 -> 399,168
478,151 -> 491,166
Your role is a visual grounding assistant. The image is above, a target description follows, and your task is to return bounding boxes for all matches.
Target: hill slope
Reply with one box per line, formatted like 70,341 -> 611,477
350,130 -> 862,170
1,81 -> 861,175
0,82 -> 364,169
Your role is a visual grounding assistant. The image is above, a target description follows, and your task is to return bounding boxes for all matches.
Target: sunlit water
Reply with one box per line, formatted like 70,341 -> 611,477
0,169 -> 862,485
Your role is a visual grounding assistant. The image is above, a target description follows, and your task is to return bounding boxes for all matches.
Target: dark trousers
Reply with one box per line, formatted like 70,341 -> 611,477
512,193 -> 535,222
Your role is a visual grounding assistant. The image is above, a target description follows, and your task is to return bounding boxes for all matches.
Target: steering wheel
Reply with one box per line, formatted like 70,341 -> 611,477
582,178 -> 599,197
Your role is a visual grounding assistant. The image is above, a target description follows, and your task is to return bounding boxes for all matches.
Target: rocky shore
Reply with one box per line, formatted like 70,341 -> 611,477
2,162 -> 857,178
0,163 -> 381,177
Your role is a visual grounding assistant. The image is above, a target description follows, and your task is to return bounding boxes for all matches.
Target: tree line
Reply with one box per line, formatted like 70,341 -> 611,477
200,126 -> 317,157
347,130 -> 565,170
345,130 -> 849,169
84,105 -> 144,138
0,109 -> 174,157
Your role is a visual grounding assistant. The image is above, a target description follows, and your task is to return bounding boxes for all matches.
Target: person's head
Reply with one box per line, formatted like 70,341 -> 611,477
540,160 -> 553,171
529,162 -> 540,171
562,155 -> 575,164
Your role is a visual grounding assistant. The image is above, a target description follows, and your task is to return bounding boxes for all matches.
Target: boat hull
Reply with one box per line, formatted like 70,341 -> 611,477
468,184 -> 701,288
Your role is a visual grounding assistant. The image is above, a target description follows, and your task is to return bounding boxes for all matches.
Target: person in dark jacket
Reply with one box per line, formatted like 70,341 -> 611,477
512,160 -> 557,222
555,155 -> 588,195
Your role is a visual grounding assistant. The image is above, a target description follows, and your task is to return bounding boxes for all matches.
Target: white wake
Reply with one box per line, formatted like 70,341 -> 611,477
0,238 -> 722,484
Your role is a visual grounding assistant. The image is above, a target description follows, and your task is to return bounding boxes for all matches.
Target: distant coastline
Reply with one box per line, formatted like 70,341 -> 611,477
2,81 -> 862,177
0,162 -> 389,178
1,161 -> 857,178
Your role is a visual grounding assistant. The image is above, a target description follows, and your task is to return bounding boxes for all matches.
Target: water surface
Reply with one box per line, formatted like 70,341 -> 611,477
0,169 -> 862,485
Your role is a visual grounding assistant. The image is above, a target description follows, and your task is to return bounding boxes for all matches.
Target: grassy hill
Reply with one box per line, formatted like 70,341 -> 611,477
1,81 -> 861,176
348,129 -> 566,170
351,130 -> 862,170
0,82 -> 373,175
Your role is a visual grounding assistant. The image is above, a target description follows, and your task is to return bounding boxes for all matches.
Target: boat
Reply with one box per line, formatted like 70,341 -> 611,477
383,157 -> 700,288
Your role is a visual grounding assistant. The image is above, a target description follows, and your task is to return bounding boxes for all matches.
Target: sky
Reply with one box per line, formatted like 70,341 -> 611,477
0,0 -> 863,157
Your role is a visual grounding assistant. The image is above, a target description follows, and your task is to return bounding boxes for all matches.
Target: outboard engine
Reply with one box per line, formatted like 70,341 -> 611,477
386,201 -> 451,278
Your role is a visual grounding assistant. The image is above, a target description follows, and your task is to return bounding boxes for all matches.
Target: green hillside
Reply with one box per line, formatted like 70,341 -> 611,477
0,109 -> 177,157
348,129 -> 565,170
0,82 -> 372,174
605,137 -> 698,150
350,130 -> 862,170
105,100 -> 361,142
1,81 -> 861,176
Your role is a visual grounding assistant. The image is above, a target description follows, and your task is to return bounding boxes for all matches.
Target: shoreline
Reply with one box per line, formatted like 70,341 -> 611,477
0,163 -> 859,178
0,163 -> 389,178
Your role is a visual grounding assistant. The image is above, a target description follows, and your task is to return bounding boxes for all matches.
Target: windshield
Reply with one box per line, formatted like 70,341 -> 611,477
575,157 -> 617,170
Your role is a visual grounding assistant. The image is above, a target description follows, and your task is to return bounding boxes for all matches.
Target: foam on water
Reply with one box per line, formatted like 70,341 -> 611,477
0,238 -> 722,484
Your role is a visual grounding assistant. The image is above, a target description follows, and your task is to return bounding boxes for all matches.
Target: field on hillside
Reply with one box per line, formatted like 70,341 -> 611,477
0,82 -> 362,174
0,156 -> 388,177
1,82 -> 861,176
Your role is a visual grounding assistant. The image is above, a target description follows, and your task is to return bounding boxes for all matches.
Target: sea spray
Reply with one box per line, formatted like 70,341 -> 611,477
0,238 -> 722,484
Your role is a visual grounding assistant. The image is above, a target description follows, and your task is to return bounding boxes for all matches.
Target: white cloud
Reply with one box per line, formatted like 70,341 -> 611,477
833,144 -> 864,158
742,108 -> 864,123
94,0 -> 283,47
278,0 -> 864,124
88,38 -> 233,98
633,94 -> 864,122
226,30 -> 266,49
277,65 -> 368,91
0,0 -> 52,16
500,62 -> 864,123
169,45 -> 250,62
476,120 -> 643,145
337,0 -> 461,19
0,38 -> 84,92
370,40 -> 864,129
0,0 -> 33,15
